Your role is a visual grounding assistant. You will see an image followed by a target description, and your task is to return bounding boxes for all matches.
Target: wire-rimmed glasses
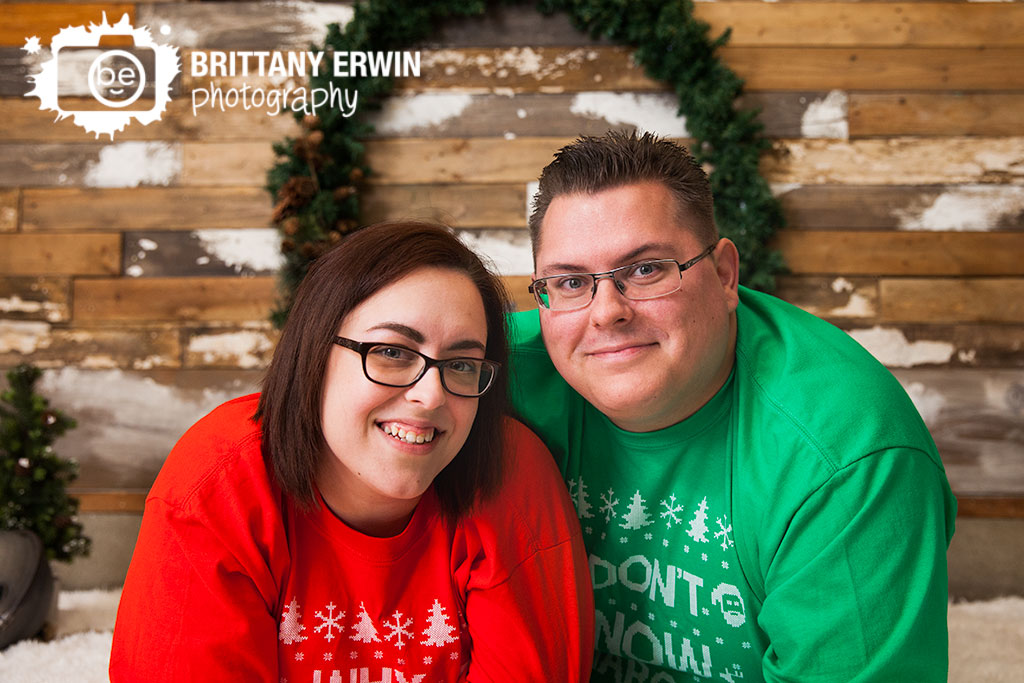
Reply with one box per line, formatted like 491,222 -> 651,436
528,243 -> 717,311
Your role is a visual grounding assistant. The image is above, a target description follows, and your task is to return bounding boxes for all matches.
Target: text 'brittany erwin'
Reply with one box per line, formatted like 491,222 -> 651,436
189,51 -> 422,79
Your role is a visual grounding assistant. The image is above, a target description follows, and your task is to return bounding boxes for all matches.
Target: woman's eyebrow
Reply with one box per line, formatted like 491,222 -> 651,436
367,322 -> 423,343
366,322 -> 485,353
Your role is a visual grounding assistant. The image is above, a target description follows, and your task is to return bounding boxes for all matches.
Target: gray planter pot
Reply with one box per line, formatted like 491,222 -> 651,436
0,530 -> 56,649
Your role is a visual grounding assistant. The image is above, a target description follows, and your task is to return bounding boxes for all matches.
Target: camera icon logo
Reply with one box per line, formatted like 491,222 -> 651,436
24,13 -> 180,139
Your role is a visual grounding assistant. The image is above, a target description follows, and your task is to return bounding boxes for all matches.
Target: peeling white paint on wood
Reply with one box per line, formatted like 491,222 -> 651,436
825,277 -> 874,318
79,354 -> 120,370
372,93 -> 474,135
192,229 -> 284,273
902,381 -> 948,425
767,137 -> 1024,185
0,295 -> 63,322
770,183 -> 802,197
0,320 -> 50,354
287,1 -> 356,42
37,368 -> 257,473
526,180 -> 540,223
800,90 -> 848,140
984,376 -> 1024,415
421,47 -> 600,82
83,143 -> 181,188
569,92 -> 689,137
828,294 -> 874,318
831,277 -> 854,294
848,326 -> 955,368
457,229 -> 533,276
895,185 -> 1024,231
187,330 -> 274,369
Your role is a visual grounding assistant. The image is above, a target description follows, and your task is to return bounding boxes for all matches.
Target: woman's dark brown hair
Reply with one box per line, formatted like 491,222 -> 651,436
254,221 -> 510,521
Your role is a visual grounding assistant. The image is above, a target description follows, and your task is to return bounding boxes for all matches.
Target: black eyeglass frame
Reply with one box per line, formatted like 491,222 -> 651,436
332,336 -> 500,398
528,243 -> 718,311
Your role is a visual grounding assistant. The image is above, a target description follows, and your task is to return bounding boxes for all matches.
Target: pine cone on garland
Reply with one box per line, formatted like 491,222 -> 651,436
271,176 -> 317,223
333,186 -> 357,201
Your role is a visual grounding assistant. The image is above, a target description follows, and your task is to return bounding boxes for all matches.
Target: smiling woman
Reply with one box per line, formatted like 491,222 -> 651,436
107,221 -> 593,682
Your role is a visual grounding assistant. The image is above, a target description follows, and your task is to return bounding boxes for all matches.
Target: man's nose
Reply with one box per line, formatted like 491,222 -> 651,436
588,276 -> 633,327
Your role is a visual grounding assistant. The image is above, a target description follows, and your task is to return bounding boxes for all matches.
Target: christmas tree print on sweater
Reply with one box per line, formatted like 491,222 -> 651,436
279,597 -> 308,644
421,599 -> 459,647
572,477 -> 760,682
278,596 -> 463,683
351,602 -> 381,643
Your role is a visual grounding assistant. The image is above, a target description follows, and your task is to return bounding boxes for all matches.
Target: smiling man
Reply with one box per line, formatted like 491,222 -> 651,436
507,132 -> 956,682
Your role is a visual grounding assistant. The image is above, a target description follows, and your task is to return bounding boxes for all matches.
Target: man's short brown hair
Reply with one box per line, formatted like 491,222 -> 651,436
529,131 -> 718,255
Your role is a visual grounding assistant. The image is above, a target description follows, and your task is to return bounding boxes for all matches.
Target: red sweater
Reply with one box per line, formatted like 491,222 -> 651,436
110,394 -> 593,682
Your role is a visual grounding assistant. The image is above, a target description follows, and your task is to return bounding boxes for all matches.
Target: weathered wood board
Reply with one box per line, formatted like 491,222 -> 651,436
849,93 -> 1024,138
0,276 -> 70,323
123,229 -> 283,277
32,367 -> 263,489
880,278 -> 1024,324
73,276 -> 278,323
893,368 -> 1024,497
777,185 -> 1024,231
22,187 -> 272,231
774,231 -> 1024,276
0,323 -> 181,370
0,233 -> 120,275
0,189 -> 18,232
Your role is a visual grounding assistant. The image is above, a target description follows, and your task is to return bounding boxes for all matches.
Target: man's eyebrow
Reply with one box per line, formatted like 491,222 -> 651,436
538,242 -> 677,276
366,322 -> 485,354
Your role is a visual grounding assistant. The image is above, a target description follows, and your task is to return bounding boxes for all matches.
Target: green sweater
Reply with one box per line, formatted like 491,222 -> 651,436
508,286 -> 956,682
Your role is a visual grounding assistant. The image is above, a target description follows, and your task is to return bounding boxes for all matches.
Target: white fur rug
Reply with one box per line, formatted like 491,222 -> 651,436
1,590 -> 1021,681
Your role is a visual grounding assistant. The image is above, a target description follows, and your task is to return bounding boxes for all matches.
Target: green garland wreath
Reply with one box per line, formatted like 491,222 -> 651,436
267,0 -> 785,327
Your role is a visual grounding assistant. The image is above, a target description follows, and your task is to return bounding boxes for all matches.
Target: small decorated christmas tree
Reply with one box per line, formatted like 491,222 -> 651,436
0,364 -> 90,562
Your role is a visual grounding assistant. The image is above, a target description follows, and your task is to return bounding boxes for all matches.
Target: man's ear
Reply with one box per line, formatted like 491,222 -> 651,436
713,238 -> 740,311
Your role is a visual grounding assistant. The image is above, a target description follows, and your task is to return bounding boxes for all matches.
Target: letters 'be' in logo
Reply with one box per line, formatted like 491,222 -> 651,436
23,13 -> 180,139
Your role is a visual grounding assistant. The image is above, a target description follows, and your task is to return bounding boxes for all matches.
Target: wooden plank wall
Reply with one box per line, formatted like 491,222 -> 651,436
1,1 -> 1022,516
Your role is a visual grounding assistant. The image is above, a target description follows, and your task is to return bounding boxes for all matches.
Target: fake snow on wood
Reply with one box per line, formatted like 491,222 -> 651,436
456,230 -> 533,276
800,90 -> 848,140
569,93 -> 690,137
187,330 -> 274,369
848,326 -> 955,368
422,47 -> 598,81
372,93 -> 474,135
288,1 -> 356,42
826,278 -> 874,318
192,228 -> 284,273
0,320 -> 51,355
83,142 -> 180,188
0,296 -> 63,322
901,381 -> 948,425
896,186 -> 1024,231
525,180 -> 540,220
37,367 -> 256,468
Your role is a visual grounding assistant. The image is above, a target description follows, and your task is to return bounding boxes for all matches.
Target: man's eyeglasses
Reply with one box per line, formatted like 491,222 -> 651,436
528,243 -> 718,311
333,337 -> 500,398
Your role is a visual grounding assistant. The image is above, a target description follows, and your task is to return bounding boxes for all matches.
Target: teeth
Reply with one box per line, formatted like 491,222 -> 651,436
380,423 -> 435,443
